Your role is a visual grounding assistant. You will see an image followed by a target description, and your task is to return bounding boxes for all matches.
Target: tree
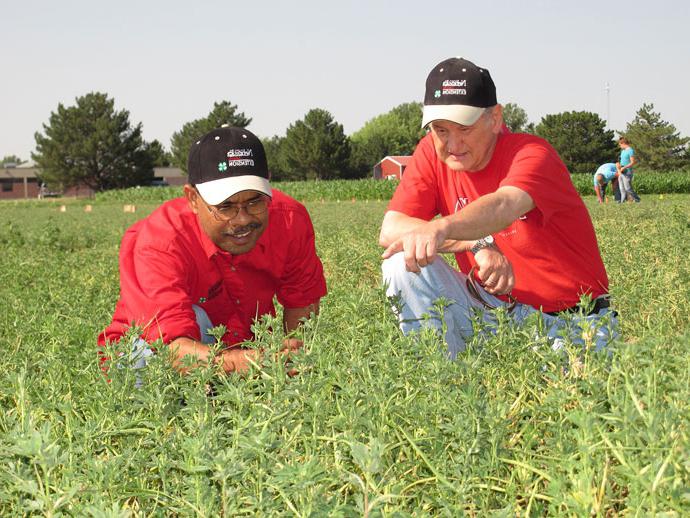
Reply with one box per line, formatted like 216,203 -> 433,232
32,92 -> 155,192
502,102 -> 532,133
170,101 -> 251,172
349,102 -> 425,177
281,108 -> 351,180
261,135 -> 290,181
622,103 -> 689,171
1,155 -> 25,167
147,139 -> 173,167
535,111 -> 617,174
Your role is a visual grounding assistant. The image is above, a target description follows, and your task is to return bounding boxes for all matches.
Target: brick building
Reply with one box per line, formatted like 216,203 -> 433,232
0,165 -> 187,200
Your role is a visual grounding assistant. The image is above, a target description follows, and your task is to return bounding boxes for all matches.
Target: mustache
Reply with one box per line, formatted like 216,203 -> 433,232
223,222 -> 262,236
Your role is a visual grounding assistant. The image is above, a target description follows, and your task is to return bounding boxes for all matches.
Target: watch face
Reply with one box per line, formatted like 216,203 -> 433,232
485,235 -> 494,244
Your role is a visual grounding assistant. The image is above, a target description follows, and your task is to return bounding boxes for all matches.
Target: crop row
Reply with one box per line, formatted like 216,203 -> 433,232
93,169 -> 690,203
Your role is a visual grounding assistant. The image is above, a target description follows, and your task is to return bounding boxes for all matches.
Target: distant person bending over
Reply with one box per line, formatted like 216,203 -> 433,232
379,57 -> 618,358
99,127 -> 327,375
593,163 -> 620,203
618,137 -> 641,203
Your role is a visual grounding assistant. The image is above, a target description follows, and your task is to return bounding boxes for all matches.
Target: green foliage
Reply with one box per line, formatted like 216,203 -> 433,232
94,170 -> 690,206
1,155 -> 25,167
32,92 -> 155,192
349,102 -> 425,177
502,102 -> 532,133
169,101 -> 251,172
281,108 -> 351,180
261,135 -> 290,180
95,178 -> 400,203
146,139 -> 172,167
0,195 -> 689,514
571,167 -> 690,195
535,111 -> 618,174
622,103 -> 690,171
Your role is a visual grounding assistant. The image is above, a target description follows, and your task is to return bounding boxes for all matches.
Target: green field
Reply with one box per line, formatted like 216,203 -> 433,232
0,188 -> 689,515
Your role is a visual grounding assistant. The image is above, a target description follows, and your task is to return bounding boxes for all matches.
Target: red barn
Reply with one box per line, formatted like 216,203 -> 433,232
373,156 -> 412,180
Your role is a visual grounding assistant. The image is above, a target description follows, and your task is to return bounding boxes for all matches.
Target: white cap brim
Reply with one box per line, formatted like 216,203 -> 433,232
422,105 -> 486,128
196,175 -> 272,206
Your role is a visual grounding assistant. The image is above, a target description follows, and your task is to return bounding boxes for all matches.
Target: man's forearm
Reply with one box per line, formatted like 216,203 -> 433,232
379,211 -> 430,248
283,302 -> 320,333
436,188 -> 534,242
379,211 -> 472,252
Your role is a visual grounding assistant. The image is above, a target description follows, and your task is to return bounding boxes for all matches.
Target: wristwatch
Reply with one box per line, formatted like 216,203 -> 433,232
470,235 -> 495,255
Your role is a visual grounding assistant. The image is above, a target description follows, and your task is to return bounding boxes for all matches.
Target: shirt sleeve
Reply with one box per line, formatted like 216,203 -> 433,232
275,206 -> 327,309
498,139 -> 581,225
119,228 -> 201,344
386,135 -> 440,220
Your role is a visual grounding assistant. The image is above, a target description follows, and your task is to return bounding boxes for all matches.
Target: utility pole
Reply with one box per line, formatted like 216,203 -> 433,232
605,82 -> 610,129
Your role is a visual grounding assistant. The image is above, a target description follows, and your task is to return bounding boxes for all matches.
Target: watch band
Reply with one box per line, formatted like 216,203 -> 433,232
470,236 -> 495,255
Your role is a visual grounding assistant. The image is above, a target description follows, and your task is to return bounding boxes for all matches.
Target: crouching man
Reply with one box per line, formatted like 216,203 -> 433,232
99,126 -> 327,374
379,57 -> 618,358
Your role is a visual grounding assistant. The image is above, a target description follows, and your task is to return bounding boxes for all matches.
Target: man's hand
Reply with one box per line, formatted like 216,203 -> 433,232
219,338 -> 303,375
218,347 -> 260,373
473,246 -> 514,295
381,219 -> 450,272
280,338 -> 303,377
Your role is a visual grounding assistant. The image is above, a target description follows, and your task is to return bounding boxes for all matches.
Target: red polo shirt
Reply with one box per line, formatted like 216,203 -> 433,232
387,133 -> 608,313
98,190 -> 327,347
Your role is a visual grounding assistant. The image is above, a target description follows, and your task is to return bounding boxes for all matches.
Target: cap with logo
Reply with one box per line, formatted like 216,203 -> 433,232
422,57 -> 497,128
187,126 -> 271,206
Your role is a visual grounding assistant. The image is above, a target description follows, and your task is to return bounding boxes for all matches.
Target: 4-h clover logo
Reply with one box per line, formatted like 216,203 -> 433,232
434,90 -> 441,98
218,161 -> 228,172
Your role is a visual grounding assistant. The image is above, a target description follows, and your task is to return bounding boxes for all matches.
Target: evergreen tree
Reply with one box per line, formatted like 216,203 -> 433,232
32,92 -> 154,191
147,139 -> 172,167
623,103 -> 689,171
282,109 -> 351,180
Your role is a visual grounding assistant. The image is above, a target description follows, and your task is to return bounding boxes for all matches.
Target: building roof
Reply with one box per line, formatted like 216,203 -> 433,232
154,167 -> 186,178
0,167 -> 41,179
374,155 -> 412,168
0,166 -> 185,180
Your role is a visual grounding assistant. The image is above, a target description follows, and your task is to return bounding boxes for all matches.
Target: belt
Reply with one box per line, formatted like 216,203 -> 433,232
545,295 -> 611,317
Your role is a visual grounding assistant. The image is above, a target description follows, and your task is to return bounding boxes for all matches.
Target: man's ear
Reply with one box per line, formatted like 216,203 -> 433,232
491,104 -> 504,133
183,184 -> 200,214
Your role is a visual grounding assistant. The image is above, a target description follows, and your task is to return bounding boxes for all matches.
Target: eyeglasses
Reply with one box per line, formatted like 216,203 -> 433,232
205,195 -> 269,222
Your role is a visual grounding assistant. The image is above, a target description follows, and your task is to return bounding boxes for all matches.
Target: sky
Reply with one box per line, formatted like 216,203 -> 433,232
2,0 -> 689,162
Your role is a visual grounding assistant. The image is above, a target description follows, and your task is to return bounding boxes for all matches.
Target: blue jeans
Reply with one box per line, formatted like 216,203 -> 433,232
382,253 -> 618,359
127,305 -> 215,384
618,172 -> 640,202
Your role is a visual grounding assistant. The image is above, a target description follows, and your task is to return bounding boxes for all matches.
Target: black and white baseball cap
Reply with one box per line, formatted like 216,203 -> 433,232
187,126 -> 271,206
422,57 -> 497,128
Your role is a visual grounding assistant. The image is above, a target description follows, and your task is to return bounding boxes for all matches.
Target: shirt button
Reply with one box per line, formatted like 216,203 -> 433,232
230,266 -> 236,271
236,299 -> 241,304
233,332 -> 239,337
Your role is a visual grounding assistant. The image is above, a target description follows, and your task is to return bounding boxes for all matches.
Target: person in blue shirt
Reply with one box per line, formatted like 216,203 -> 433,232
618,137 -> 641,202
593,163 -> 620,203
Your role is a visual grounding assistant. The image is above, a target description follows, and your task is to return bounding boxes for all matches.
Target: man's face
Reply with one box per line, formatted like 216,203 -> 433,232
428,107 -> 503,172
185,186 -> 269,255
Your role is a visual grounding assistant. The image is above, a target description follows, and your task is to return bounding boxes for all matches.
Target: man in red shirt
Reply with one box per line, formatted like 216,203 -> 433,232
99,126 -> 327,374
380,57 -> 617,358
